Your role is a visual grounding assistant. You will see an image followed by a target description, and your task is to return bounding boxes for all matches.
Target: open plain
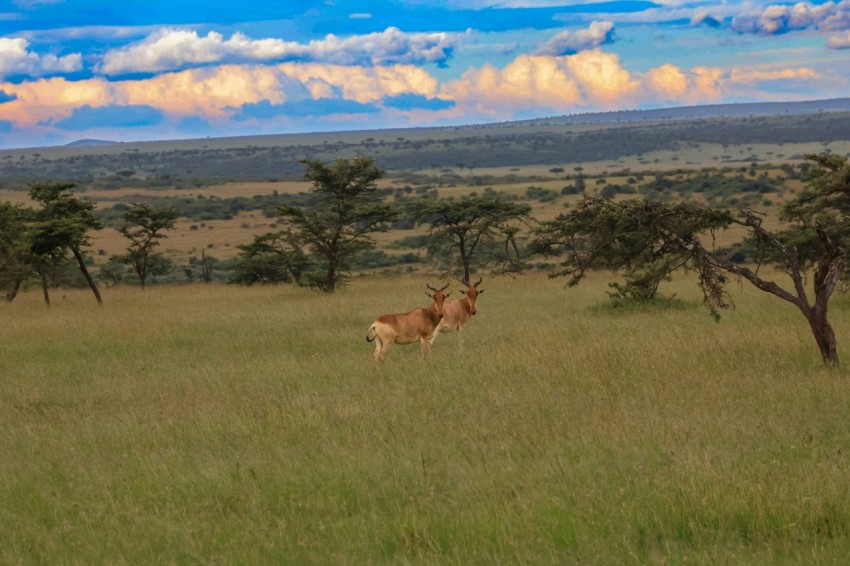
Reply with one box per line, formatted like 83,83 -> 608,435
3,273 -> 850,563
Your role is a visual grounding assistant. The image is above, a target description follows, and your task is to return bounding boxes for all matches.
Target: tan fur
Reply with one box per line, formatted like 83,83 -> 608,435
429,278 -> 483,352
366,283 -> 449,362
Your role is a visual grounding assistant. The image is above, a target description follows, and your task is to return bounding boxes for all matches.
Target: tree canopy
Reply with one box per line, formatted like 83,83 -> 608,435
407,193 -> 531,282
531,153 -> 848,366
116,202 -> 178,289
275,157 -> 397,292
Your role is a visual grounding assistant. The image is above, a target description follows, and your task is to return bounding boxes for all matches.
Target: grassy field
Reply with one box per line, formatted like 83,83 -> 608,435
3,272 -> 850,563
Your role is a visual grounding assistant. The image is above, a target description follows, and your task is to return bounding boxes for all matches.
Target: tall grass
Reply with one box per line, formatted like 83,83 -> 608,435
2,273 -> 850,563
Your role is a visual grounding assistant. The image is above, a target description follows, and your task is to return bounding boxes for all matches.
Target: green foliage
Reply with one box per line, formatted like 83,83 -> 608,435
530,196 -> 733,293
275,157 -> 398,292
114,202 -> 178,288
406,192 -> 532,281
525,186 -> 559,202
531,154 -> 850,364
26,182 -> 104,303
231,231 -> 311,285
776,153 -> 850,270
28,182 -> 102,256
0,201 -> 33,300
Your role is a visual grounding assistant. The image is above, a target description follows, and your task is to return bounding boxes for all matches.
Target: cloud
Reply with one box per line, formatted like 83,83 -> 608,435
278,62 -> 442,104
535,21 -> 615,55
445,51 -> 725,117
0,90 -> 17,103
827,30 -> 850,48
645,64 -> 723,103
0,77 -> 115,126
0,51 -> 840,142
383,93 -> 455,110
732,0 -> 850,35
116,65 -> 306,117
729,67 -> 820,84
690,9 -> 723,28
0,37 -> 82,79
53,104 -> 163,130
98,27 -> 460,75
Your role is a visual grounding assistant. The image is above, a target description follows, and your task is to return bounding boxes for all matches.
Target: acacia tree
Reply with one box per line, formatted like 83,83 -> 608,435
775,153 -> 850,270
530,154 -> 849,366
0,201 -> 32,303
232,230 -> 311,285
406,193 -> 532,282
28,182 -> 104,304
277,157 -> 397,292
116,202 -> 178,289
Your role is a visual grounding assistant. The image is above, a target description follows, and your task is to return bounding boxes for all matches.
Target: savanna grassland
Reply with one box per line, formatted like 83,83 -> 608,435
3,273 -> 850,563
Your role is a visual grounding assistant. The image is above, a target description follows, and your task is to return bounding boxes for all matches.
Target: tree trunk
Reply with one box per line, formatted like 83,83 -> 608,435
5,278 -> 21,303
38,269 -> 50,306
72,247 -> 103,305
458,239 -> 470,284
325,260 -> 336,293
803,307 -> 838,366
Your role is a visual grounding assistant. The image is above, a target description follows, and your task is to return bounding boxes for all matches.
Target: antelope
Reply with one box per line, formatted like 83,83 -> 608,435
366,282 -> 451,362
429,275 -> 484,352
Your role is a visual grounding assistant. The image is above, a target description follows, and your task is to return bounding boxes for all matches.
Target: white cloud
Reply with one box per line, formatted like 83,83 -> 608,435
98,27 -> 461,75
535,21 -> 614,56
732,0 -> 850,35
0,37 -> 82,79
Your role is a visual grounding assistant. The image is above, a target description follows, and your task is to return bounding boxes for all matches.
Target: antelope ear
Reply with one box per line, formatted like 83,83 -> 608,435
445,292 -> 453,298
426,291 -> 433,298
459,289 -> 467,295
478,289 -> 485,294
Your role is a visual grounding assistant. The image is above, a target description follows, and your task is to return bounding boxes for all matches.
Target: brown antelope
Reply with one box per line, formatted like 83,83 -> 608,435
429,275 -> 484,352
366,282 -> 451,362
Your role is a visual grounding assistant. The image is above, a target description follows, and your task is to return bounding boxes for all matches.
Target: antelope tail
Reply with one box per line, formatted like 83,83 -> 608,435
366,324 -> 377,342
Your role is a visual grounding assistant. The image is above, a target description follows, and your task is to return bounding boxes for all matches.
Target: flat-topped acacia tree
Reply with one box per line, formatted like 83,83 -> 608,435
277,157 -> 397,293
407,193 -> 532,282
116,202 -> 179,289
531,153 -> 849,366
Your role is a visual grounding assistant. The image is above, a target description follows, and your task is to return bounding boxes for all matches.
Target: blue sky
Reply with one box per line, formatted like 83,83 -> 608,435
0,0 -> 848,148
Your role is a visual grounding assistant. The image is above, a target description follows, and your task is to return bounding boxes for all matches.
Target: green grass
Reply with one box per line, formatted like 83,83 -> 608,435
2,273 -> 850,563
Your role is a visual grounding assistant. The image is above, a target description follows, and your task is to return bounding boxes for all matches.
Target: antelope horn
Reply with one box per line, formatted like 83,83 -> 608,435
473,275 -> 483,287
426,282 -> 437,292
439,282 -> 450,292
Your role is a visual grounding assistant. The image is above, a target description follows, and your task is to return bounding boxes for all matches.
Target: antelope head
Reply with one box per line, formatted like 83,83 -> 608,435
459,275 -> 484,315
425,281 -> 451,318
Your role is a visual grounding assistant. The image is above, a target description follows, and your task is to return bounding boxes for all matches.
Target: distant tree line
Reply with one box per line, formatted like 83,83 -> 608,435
4,154 -> 850,366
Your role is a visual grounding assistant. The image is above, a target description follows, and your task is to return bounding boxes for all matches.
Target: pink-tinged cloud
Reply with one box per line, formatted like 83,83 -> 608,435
535,21 -> 614,56
0,77 -> 114,126
0,37 -> 82,78
729,67 -> 820,84
277,62 -> 441,104
115,66 -> 300,117
827,30 -> 850,48
445,55 -> 582,114
98,27 -> 460,75
0,53 -> 838,139
645,64 -> 724,104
